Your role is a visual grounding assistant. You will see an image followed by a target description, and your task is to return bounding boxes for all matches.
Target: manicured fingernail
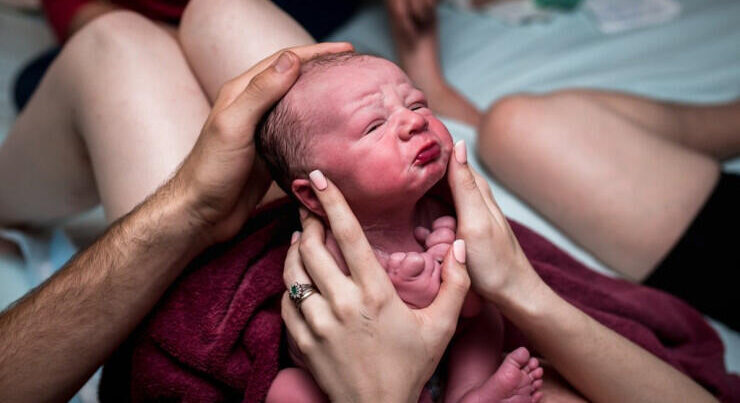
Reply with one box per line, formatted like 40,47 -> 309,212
273,52 -> 294,73
453,239 -> 466,264
454,140 -> 467,164
298,207 -> 308,220
309,170 -> 328,190
291,231 -> 301,244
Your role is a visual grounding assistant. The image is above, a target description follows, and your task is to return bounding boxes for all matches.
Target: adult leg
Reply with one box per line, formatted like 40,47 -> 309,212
0,11 -> 210,226
555,90 -> 740,160
388,14 -> 481,127
477,92 -> 720,281
179,0 -> 315,102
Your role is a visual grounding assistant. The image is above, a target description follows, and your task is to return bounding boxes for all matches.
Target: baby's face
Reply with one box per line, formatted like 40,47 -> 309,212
293,57 -> 454,215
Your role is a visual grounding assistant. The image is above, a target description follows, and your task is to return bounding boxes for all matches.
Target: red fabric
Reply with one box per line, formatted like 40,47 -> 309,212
42,0 -> 187,41
99,199 -> 740,402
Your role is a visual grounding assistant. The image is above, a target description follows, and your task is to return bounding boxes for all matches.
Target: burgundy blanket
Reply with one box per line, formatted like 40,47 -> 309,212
99,199 -> 739,402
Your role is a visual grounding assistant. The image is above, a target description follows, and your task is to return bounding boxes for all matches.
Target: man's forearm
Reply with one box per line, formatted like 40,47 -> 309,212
0,183 -> 208,402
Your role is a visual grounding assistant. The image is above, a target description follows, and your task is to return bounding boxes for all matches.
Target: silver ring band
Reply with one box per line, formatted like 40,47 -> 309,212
289,282 -> 318,308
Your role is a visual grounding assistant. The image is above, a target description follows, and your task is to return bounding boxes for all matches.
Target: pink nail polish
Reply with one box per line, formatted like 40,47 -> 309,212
309,170 -> 328,190
291,231 -> 301,244
453,239 -> 466,264
454,140 -> 467,164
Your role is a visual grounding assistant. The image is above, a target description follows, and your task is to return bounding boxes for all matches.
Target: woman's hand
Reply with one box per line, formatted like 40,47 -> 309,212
173,42 -> 353,245
446,140 -> 544,306
385,0 -> 437,38
281,171 -> 470,403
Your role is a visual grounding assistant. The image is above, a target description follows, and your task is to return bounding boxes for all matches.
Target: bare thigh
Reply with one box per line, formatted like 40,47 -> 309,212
477,92 -> 720,281
179,0 -> 315,102
0,11 -> 210,225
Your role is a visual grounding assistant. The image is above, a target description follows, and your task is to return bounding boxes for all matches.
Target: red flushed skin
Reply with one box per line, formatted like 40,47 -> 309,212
288,57 -> 455,306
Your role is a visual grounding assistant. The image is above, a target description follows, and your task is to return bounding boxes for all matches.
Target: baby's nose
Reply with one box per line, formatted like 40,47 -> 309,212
397,110 -> 428,141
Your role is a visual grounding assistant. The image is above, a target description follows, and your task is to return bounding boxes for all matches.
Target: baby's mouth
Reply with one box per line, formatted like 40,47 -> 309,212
414,143 -> 441,166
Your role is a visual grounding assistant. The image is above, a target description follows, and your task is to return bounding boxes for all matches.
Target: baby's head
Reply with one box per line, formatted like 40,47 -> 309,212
257,52 -> 454,220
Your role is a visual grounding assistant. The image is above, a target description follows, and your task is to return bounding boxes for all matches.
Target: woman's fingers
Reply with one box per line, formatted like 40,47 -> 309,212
447,140 -> 495,232
282,235 -> 340,336
422,240 -> 470,339
281,292 -> 315,351
304,170 -> 394,292
297,211 -> 354,299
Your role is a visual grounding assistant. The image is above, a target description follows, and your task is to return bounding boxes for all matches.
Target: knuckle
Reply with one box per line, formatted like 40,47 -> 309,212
332,298 -> 355,320
294,335 -> 315,354
310,315 -> 334,339
362,288 -> 388,310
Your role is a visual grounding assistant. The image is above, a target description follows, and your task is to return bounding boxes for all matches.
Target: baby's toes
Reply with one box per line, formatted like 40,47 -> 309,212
427,243 -> 450,262
414,226 -> 430,244
425,227 -> 456,249
398,252 -> 426,279
432,216 -> 457,231
387,252 -> 406,273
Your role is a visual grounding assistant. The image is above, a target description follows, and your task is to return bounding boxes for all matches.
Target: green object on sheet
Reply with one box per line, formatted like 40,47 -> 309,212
535,0 -> 582,10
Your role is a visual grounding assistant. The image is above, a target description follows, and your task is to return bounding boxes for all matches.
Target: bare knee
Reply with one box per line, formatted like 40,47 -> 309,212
64,10 -> 175,66
477,94 -> 544,169
478,91 -> 595,168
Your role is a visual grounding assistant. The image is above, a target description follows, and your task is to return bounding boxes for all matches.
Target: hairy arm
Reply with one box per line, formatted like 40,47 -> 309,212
0,183 -> 206,402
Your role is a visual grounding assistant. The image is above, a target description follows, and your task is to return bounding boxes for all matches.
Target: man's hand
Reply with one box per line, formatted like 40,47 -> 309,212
0,42 -> 352,402
174,42 -> 354,246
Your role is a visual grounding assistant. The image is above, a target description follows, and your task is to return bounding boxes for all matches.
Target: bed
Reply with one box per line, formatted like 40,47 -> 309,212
0,0 -> 737,399
325,0 -> 740,371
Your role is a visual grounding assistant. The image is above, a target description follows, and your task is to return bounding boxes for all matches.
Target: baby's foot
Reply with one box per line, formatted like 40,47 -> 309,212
414,215 -> 456,262
463,347 -> 544,403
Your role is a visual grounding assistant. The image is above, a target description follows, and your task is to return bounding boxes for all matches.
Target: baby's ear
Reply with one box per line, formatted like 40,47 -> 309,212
292,178 -> 326,217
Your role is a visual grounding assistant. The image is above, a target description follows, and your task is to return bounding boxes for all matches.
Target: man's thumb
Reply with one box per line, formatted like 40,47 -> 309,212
229,51 -> 301,128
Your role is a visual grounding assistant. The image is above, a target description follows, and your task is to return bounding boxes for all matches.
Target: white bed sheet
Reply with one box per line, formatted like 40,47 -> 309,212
327,0 -> 740,372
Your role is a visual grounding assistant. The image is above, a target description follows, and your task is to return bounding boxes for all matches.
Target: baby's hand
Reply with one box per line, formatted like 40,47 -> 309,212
414,216 -> 457,263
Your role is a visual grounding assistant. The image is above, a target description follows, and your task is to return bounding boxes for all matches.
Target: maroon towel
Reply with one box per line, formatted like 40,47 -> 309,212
99,199 -> 739,402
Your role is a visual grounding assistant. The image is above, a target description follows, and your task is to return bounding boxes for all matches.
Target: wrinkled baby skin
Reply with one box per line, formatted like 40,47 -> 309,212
290,56 -> 457,306
382,216 -> 456,308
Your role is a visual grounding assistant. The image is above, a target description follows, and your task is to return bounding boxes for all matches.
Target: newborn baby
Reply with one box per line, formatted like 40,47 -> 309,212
257,52 -> 543,403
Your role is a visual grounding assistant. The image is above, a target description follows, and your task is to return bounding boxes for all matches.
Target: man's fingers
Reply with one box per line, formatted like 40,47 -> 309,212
216,51 -> 301,145
447,140 -> 495,233
304,170 -> 394,291
421,240 -> 470,341
213,42 -> 354,111
288,42 -> 354,62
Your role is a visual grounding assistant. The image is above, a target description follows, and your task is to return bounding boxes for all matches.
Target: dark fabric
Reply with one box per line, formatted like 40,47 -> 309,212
12,47 -> 60,112
646,172 -> 740,332
100,198 -> 740,402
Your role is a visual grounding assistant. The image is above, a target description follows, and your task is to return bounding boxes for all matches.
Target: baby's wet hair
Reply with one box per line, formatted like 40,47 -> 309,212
255,51 -> 375,194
